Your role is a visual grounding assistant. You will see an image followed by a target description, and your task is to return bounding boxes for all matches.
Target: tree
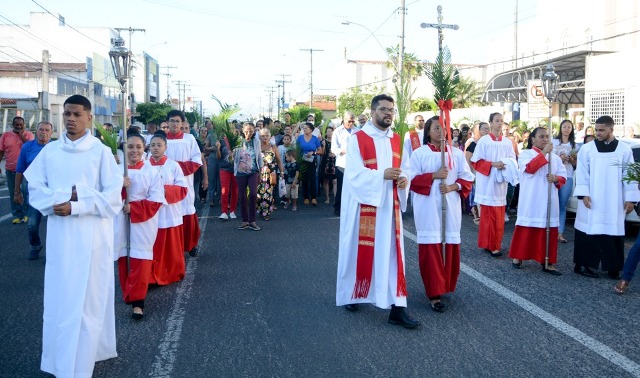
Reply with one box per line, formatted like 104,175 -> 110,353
454,76 -> 488,108
337,85 -> 379,117
184,111 -> 202,127
135,102 -> 173,125
286,104 -> 323,126
411,97 -> 437,113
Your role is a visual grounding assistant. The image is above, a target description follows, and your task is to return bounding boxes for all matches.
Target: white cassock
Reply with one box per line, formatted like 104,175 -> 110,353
516,148 -> 566,228
114,161 -> 165,261
166,132 -> 202,216
24,131 -> 123,378
336,123 -> 409,309
403,128 -> 424,158
470,134 -> 516,206
574,140 -> 640,235
151,157 -> 187,229
409,145 -> 474,243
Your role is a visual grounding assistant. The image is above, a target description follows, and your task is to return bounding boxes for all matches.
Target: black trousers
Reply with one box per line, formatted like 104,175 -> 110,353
334,168 -> 344,211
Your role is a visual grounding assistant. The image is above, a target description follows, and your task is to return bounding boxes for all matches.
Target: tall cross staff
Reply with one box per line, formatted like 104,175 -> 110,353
421,6 -> 459,265
541,64 -> 559,270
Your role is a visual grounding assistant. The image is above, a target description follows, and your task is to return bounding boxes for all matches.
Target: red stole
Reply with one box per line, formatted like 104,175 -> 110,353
409,129 -> 422,151
352,131 -> 407,299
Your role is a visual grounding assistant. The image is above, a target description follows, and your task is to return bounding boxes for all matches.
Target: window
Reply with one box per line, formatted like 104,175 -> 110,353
587,89 -> 625,129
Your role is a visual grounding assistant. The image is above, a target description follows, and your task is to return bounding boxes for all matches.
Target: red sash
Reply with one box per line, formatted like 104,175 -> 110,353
352,131 -> 407,299
409,129 -> 422,151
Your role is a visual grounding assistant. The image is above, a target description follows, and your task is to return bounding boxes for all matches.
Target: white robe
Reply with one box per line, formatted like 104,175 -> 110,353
114,161 -> 165,261
574,140 -> 640,235
409,145 -> 474,244
336,122 -> 409,309
403,128 -> 424,158
151,158 -> 188,229
166,133 -> 202,216
470,134 -> 516,206
24,131 -> 123,378
516,149 -> 567,228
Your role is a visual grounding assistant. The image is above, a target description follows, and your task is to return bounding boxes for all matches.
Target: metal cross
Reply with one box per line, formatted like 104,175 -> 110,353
420,5 -> 459,53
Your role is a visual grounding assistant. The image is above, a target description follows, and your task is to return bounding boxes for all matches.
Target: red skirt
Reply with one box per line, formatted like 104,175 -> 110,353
183,213 -> 201,251
418,243 -> 461,298
150,225 -> 185,285
478,205 -> 505,251
118,257 -> 152,304
508,225 -> 558,264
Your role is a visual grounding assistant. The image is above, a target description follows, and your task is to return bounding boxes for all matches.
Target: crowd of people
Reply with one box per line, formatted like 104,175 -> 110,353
2,92 -> 640,375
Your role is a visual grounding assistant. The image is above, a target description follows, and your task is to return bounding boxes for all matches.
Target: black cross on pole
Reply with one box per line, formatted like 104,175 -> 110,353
420,5 -> 459,53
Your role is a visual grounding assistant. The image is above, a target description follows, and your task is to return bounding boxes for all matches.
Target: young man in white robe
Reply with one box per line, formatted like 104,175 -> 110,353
409,117 -> 474,312
336,94 -> 419,329
24,94 -> 123,377
470,112 -> 517,257
165,110 -> 203,257
403,114 -> 426,156
573,116 -> 640,278
508,127 -> 567,275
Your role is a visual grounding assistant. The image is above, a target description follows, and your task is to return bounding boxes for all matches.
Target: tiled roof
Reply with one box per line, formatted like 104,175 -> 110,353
0,62 -> 86,72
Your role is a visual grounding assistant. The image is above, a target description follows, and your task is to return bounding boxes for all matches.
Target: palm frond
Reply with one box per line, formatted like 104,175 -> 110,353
94,121 -> 118,155
424,46 -> 459,102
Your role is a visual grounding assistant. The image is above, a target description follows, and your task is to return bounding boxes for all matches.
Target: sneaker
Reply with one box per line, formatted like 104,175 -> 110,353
283,202 -> 289,209
311,199 -> 317,206
292,206 -> 297,211
229,212 -> 237,219
188,247 -> 199,257
303,199 -> 310,205
248,222 -> 261,231
238,223 -> 249,230
504,214 -> 510,223
21,216 -> 28,223
219,213 -> 229,220
11,218 -> 21,224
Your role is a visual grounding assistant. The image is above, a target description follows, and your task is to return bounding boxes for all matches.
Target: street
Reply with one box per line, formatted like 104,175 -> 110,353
1,186 -> 640,377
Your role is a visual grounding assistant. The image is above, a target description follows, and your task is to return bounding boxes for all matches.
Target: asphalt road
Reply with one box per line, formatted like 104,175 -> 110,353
1,184 -> 640,377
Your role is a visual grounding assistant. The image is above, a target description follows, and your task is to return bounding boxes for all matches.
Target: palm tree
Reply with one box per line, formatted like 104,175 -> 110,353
454,77 -> 487,108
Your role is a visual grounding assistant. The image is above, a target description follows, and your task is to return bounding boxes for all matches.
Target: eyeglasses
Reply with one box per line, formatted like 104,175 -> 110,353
377,107 -> 397,114
161,126 -> 169,130
168,119 -> 182,124
347,120 -> 355,123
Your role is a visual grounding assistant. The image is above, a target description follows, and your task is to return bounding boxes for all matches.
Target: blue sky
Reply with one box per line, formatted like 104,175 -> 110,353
1,0 -> 539,116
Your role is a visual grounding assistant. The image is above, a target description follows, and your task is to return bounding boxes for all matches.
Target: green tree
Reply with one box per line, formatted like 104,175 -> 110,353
411,97 -> 437,113
454,76 -> 488,108
135,102 -> 173,125
337,85 -> 378,117
287,104 -> 323,126
184,111 -> 202,127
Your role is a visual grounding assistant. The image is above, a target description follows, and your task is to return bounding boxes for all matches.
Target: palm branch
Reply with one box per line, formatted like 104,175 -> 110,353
94,121 -> 118,155
424,47 -> 460,102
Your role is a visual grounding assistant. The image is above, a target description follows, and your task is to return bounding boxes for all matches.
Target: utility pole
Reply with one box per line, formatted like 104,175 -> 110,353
514,0 -> 519,68
161,66 -> 177,104
115,27 -> 145,122
275,73 -> 291,118
299,49 -> 323,107
173,80 -> 185,111
265,86 -> 276,119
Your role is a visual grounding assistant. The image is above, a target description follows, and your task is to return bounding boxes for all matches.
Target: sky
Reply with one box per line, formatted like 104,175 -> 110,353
1,0 -> 541,116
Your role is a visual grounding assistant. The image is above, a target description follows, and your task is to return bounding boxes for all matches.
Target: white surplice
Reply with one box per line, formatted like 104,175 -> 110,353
24,131 -> 123,378
409,145 -> 474,244
574,140 -> 640,235
403,128 -> 424,157
151,157 -> 187,229
516,149 -> 567,228
166,133 -> 202,216
114,161 -> 165,261
470,134 -> 516,206
336,122 -> 409,309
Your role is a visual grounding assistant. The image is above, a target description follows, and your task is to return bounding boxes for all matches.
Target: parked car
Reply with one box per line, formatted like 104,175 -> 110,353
566,138 -> 640,223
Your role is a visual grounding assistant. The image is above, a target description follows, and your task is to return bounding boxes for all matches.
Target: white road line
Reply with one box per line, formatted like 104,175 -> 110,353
403,229 -> 640,377
150,206 -> 209,377
0,213 -> 12,222
0,196 -> 8,200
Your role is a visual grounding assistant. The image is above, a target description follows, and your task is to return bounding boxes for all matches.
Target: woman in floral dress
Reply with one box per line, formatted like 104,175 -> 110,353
321,126 -> 337,204
257,128 -> 284,220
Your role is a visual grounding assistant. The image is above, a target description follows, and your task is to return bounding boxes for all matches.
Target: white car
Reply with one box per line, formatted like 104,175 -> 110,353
566,138 -> 640,223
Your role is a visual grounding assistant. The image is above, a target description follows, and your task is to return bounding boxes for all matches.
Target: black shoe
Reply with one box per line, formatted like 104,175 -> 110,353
132,307 -> 144,320
608,271 -> 621,279
574,265 -> 598,278
344,304 -> 359,312
430,301 -> 446,313
512,261 -> 522,269
188,247 -> 199,257
388,306 -> 420,329
28,249 -> 41,260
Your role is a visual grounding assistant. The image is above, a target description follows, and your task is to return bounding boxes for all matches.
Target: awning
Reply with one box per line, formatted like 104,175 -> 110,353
482,50 -> 604,105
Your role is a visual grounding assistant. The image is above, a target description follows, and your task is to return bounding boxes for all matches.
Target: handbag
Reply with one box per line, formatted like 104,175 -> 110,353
278,177 -> 287,197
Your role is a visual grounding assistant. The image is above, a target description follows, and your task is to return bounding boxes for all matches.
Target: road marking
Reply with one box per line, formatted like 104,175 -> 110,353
403,229 -> 640,377
0,213 -> 12,222
150,206 -> 209,377
0,196 -> 8,199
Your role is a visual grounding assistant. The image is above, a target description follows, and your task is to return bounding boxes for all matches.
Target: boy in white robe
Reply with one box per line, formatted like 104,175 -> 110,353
25,95 -> 123,377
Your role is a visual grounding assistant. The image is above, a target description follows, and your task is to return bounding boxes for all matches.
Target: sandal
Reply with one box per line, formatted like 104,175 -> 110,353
132,307 -> 144,320
614,280 -> 629,294
558,234 -> 567,243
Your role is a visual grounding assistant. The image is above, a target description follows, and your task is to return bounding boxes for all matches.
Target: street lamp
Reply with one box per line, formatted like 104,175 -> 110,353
540,63 -> 558,271
109,35 -> 129,90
